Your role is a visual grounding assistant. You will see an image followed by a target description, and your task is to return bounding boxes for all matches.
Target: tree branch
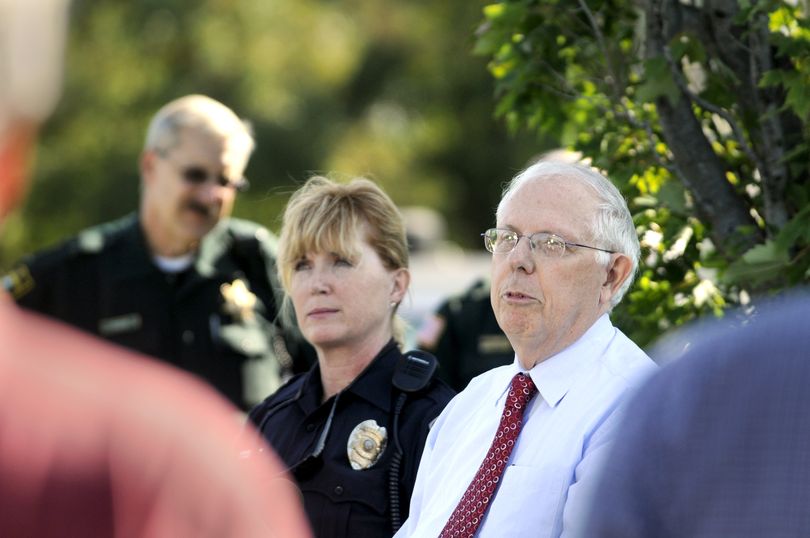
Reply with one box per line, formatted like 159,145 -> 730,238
576,0 -> 674,173
661,34 -> 768,186
746,10 -> 789,229
645,0 -> 762,256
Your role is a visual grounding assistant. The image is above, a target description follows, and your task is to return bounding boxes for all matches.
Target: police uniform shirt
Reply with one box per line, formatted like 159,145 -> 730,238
3,213 -> 314,409
250,340 -> 455,538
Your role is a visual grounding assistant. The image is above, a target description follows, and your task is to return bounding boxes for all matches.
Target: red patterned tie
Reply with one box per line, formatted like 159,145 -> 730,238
439,372 -> 538,538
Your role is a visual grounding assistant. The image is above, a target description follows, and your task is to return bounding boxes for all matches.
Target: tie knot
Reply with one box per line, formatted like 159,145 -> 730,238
509,373 -> 537,408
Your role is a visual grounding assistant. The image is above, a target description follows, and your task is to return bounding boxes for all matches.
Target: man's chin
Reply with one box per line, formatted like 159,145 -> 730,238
173,224 -> 213,249
496,312 -> 538,339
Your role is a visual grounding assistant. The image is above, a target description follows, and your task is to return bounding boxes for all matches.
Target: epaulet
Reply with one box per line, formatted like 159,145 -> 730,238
467,278 -> 491,301
2,236 -> 85,298
226,218 -> 279,254
2,215 -> 135,299
75,214 -> 136,254
248,372 -> 306,423
444,278 -> 489,314
259,371 -> 306,406
426,377 -> 457,405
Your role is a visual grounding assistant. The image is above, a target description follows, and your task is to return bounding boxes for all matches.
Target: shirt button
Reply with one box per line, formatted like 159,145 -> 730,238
305,423 -> 316,432
182,330 -> 195,344
334,485 -> 344,496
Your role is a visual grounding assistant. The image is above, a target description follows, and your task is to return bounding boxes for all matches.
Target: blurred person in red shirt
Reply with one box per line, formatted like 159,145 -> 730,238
0,1 -> 312,536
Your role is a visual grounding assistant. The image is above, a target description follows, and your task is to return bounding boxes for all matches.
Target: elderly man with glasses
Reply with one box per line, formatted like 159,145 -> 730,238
395,160 -> 657,538
3,95 -> 313,409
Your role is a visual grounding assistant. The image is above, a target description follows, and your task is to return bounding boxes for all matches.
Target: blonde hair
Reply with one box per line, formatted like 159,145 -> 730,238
278,175 -> 410,346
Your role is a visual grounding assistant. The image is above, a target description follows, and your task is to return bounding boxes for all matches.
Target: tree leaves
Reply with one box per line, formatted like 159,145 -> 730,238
475,0 -> 810,347
636,57 -> 679,105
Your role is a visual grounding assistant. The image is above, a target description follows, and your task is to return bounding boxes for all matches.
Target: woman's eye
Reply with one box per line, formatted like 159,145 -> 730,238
293,260 -> 311,271
335,257 -> 353,267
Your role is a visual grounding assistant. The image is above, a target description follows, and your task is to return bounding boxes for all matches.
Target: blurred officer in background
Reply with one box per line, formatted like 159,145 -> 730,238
418,278 -> 513,391
3,93 -> 313,409
0,1 -> 312,536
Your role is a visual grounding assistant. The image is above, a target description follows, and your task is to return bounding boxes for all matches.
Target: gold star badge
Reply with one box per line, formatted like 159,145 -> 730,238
220,279 -> 257,321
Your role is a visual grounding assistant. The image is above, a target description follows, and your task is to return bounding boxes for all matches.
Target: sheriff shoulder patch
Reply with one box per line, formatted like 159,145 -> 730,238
2,264 -> 35,299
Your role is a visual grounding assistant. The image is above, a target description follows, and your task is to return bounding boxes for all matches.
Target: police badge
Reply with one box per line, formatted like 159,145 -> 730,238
220,279 -> 257,321
347,419 -> 388,470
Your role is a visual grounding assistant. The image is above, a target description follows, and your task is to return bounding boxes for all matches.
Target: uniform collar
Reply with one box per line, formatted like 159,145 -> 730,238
109,214 -> 162,280
194,220 -> 239,278
112,217 -> 248,303
111,215 -> 240,280
512,313 -> 614,408
298,340 -> 400,416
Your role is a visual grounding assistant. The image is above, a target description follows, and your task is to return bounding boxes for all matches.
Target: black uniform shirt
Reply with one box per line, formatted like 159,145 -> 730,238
249,340 -> 455,538
4,214 -> 314,408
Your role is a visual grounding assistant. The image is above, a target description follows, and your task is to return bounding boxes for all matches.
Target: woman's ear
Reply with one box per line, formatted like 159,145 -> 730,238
390,268 -> 410,305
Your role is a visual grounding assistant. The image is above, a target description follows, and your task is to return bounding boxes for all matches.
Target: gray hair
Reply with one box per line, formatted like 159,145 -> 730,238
496,160 -> 640,307
143,94 -> 255,158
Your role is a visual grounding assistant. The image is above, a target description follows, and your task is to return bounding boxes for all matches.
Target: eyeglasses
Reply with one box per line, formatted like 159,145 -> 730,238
482,228 -> 616,257
158,153 -> 249,192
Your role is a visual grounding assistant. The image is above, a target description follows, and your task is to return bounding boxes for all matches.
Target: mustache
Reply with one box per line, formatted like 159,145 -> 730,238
184,200 -> 213,218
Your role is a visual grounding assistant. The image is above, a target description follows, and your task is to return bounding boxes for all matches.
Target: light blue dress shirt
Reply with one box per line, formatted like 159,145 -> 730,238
395,314 -> 656,538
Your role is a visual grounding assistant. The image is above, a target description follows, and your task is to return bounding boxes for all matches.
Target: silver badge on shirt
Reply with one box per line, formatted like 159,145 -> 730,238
347,419 -> 387,470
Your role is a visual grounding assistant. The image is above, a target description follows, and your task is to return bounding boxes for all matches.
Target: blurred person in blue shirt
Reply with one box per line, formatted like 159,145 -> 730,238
580,290 -> 810,537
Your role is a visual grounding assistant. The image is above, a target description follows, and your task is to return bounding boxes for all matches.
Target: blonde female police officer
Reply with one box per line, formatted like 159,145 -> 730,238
249,176 -> 454,537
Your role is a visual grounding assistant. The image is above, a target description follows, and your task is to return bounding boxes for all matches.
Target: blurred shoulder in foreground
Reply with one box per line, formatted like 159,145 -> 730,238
0,296 -> 312,537
1,0 -> 311,534
581,289 -> 810,537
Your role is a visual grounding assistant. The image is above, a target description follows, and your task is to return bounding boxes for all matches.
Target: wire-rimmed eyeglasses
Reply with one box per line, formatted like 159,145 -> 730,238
482,228 -> 616,257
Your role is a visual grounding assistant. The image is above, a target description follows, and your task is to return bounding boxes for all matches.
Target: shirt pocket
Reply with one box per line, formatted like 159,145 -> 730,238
478,463 -> 567,537
301,463 -> 389,535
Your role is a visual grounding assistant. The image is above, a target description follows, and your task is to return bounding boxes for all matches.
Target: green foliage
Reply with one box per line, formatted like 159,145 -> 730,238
1,0 -> 541,268
636,58 -> 679,105
476,0 -> 810,347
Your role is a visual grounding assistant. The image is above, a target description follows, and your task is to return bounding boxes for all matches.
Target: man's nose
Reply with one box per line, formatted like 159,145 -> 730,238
198,180 -> 226,203
508,236 -> 535,273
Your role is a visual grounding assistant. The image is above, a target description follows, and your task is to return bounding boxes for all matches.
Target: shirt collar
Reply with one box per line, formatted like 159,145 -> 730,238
298,340 -> 400,416
344,340 -> 399,412
517,313 -> 614,408
110,214 -> 161,280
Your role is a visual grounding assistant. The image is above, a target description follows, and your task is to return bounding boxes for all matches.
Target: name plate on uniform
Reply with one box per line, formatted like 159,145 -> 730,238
98,313 -> 142,336
478,334 -> 513,354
